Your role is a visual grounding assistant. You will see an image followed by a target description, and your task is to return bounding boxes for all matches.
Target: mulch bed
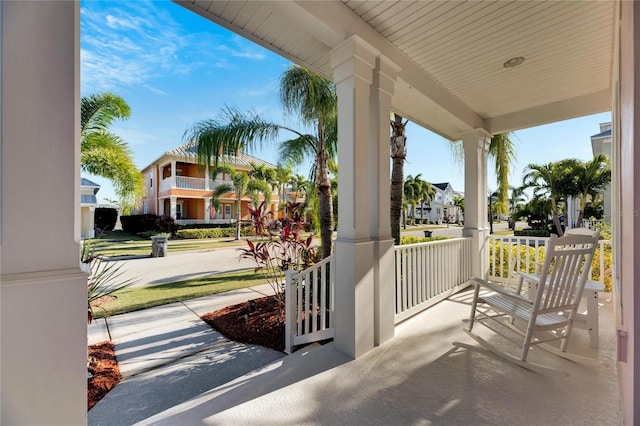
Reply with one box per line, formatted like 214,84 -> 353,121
201,295 -> 286,352
87,341 -> 121,411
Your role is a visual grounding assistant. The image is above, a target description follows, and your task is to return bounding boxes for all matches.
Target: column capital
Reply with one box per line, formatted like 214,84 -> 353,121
460,128 -> 492,150
330,35 -> 380,85
374,55 -> 401,97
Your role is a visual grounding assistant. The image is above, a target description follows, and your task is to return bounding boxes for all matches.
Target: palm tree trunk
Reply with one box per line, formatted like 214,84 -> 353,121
316,148 -> 333,259
551,197 -> 563,236
235,195 -> 242,240
390,115 -> 407,245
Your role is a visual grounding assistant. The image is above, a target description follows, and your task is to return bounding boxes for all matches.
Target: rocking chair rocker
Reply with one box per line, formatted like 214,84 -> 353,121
466,231 -> 599,368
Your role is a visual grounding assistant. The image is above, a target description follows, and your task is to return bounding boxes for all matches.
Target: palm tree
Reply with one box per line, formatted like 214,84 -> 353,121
489,133 -> 516,218
274,164 -> 294,209
390,113 -> 408,244
573,154 -> 611,226
185,66 -> 337,259
522,159 -> 577,236
417,178 -> 436,222
453,195 -> 464,222
81,93 -> 144,213
211,165 -> 272,240
403,175 -> 420,228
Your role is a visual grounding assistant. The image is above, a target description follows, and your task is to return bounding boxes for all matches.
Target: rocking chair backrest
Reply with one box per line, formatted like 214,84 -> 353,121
531,232 -> 599,314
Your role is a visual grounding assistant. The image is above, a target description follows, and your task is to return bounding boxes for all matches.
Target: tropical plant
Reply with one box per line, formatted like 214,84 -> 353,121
572,154 -> 611,226
453,196 -> 465,221
211,165 -> 272,240
390,113 -> 408,243
402,174 -> 435,227
83,241 -> 138,323
186,66 -> 337,259
81,92 -> 144,213
522,159 -> 578,236
489,134 -> 516,217
508,185 -> 528,216
239,201 -> 318,308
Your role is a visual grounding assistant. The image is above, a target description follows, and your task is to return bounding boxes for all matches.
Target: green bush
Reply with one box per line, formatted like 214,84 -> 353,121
175,227 -> 237,239
400,235 -> 450,245
138,231 -> 170,239
514,229 -> 551,237
489,239 -> 613,292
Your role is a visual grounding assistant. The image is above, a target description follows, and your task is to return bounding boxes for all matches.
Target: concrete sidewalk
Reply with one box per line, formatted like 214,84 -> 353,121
88,283 -> 285,426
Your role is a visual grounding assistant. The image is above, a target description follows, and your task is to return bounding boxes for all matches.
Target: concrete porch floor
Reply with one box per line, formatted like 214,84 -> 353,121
139,288 -> 622,425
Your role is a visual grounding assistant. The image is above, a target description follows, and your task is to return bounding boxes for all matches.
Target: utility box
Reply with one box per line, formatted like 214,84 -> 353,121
151,235 -> 168,257
424,230 -> 433,238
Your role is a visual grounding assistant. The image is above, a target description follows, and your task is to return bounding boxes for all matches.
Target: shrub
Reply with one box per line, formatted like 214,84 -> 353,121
400,235 -> 450,245
95,208 -> 118,233
120,214 -> 158,234
155,215 -> 178,237
175,227 -> 237,239
514,228 -> 550,237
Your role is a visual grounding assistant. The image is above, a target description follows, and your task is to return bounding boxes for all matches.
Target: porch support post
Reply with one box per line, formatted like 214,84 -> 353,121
88,206 -> 96,238
204,198 -> 211,224
370,55 -> 400,346
461,129 -> 491,278
170,196 -> 177,219
171,160 -> 177,187
330,35 -> 379,358
1,2 -> 86,424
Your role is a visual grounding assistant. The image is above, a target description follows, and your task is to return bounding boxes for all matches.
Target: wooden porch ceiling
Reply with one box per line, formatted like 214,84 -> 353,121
176,0 -> 614,140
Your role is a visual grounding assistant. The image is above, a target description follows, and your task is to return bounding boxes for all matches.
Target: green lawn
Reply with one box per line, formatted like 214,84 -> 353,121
91,269 -> 268,318
85,231 -> 248,258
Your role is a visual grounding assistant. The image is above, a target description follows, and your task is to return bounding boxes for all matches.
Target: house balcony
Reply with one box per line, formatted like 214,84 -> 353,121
159,176 -> 228,193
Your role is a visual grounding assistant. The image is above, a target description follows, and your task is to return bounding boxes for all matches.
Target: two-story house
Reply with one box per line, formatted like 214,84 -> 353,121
414,182 -> 463,224
138,143 -> 280,225
591,122 -> 612,224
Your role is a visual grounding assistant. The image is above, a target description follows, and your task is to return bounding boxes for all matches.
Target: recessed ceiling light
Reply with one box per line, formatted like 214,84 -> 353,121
503,57 -> 525,68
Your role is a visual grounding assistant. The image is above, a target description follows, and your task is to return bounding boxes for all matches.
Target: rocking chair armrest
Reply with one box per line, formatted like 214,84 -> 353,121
470,277 -> 532,303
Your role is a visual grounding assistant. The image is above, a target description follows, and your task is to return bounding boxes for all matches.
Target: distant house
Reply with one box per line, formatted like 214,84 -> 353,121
414,182 -> 463,224
80,178 -> 100,238
136,143 -> 280,225
591,122 -> 612,224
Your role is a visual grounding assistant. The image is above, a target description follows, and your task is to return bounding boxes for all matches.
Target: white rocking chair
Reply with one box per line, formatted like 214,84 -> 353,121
466,231 -> 599,368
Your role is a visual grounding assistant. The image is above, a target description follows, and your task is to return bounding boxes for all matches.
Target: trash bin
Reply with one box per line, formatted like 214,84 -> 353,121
423,230 -> 433,238
151,235 -> 168,257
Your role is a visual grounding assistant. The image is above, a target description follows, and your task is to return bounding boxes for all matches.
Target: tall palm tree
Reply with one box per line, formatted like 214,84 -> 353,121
274,164 -> 294,208
522,159 -> 577,236
185,66 -> 337,259
573,154 -> 611,226
390,113 -> 408,244
403,175 -> 420,228
508,185 -> 528,216
211,165 -> 272,240
417,178 -> 436,222
453,195 -> 464,222
81,92 -> 144,213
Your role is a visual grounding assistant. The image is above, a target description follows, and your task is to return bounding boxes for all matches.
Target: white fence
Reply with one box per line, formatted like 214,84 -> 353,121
394,237 -> 473,324
487,235 -> 612,290
284,255 -> 335,354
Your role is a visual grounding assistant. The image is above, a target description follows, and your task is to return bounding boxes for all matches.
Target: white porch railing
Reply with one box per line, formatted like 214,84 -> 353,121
487,235 -> 612,291
284,254 -> 335,354
394,237 -> 473,324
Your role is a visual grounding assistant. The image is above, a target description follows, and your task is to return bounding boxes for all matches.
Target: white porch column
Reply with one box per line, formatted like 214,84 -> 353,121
88,206 -> 96,238
1,2 -> 87,424
330,35 -> 379,358
171,160 -> 177,187
461,129 -> 491,278
204,198 -> 211,223
169,196 -> 178,219
370,55 -> 400,346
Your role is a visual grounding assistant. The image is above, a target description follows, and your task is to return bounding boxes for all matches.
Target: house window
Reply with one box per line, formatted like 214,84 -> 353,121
143,203 -> 148,214
224,205 -> 231,218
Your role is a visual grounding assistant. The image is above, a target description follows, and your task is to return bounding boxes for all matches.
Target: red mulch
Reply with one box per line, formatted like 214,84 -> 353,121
87,341 -> 121,411
201,295 -> 286,352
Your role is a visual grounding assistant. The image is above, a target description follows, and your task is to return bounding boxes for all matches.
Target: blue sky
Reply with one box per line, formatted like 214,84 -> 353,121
81,0 -> 611,203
